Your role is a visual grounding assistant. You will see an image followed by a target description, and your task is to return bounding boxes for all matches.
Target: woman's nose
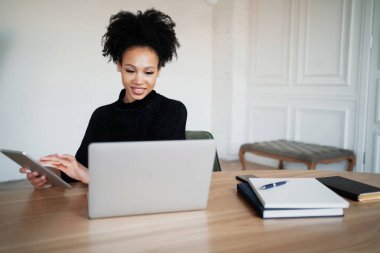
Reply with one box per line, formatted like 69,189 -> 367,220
133,73 -> 144,85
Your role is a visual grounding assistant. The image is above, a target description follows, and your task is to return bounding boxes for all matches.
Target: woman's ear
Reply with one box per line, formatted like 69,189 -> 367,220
117,62 -> 122,72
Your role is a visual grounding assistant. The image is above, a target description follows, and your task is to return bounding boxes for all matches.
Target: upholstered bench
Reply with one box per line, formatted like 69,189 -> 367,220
239,140 -> 356,171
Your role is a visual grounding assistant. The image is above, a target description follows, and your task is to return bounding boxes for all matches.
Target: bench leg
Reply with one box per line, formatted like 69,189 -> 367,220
347,157 -> 355,172
279,160 -> 284,170
239,148 -> 247,170
307,163 -> 317,170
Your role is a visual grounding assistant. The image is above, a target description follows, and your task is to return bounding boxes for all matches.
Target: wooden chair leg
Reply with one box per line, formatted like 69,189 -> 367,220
239,148 -> 247,170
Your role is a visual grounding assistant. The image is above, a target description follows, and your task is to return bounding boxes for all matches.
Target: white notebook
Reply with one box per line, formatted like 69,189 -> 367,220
248,178 -> 349,209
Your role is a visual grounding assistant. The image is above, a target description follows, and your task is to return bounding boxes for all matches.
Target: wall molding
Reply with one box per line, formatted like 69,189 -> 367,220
294,107 -> 349,148
296,0 -> 352,86
246,89 -> 358,102
250,0 -> 292,85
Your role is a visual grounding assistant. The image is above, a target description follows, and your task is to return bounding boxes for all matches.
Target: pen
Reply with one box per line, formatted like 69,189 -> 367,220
260,180 -> 288,190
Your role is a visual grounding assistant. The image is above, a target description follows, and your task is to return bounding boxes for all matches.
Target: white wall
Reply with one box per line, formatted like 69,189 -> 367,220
212,0 -> 250,159
0,0 -> 213,182
1,0 -> 372,182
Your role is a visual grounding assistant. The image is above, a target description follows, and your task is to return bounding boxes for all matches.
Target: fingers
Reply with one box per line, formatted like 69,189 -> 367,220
41,153 -> 58,158
20,160 -> 55,190
19,167 -> 32,174
39,153 -> 83,182
40,154 -> 60,163
49,164 -> 69,174
41,155 -> 70,168
59,154 -> 75,161
55,154 -> 76,164
41,154 -> 70,163
32,176 -> 48,189
40,154 -> 77,173
26,171 -> 48,190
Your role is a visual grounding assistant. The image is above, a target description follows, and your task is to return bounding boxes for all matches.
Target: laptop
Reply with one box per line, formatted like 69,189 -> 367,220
88,139 -> 216,219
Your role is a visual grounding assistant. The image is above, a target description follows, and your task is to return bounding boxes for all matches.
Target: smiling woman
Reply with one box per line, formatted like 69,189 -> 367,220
19,9 -> 187,189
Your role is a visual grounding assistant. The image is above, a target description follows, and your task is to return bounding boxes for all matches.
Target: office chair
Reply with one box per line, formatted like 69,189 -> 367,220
185,130 -> 222,172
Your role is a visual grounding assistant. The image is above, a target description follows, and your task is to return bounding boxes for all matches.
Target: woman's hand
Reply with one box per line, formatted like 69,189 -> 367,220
19,167 -> 53,190
39,154 -> 89,184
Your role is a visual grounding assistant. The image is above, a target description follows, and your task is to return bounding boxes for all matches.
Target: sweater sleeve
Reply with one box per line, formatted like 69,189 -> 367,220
61,109 -> 98,183
154,100 -> 187,140
76,109 -> 100,167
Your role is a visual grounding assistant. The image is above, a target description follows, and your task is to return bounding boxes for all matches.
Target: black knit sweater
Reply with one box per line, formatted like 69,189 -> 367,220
62,89 -> 187,183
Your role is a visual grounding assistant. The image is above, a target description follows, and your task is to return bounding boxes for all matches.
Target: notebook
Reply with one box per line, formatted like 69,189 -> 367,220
248,178 -> 349,209
88,140 -> 216,219
237,183 -> 344,218
317,176 -> 380,202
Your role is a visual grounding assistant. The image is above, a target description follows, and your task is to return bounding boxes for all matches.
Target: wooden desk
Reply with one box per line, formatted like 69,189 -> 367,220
0,170 -> 379,253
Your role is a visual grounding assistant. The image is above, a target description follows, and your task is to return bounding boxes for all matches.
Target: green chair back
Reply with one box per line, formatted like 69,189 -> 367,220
185,130 -> 222,172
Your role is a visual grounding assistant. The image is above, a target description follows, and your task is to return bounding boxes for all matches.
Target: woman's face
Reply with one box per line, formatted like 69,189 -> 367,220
117,47 -> 160,103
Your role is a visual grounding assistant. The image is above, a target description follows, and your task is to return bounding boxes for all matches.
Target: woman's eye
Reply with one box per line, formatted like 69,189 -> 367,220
146,72 -> 154,75
126,69 -> 134,73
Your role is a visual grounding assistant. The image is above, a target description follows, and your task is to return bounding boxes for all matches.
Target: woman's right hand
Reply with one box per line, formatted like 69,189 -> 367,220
19,167 -> 52,190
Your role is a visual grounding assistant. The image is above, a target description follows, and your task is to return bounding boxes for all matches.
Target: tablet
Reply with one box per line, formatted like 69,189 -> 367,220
0,149 -> 72,189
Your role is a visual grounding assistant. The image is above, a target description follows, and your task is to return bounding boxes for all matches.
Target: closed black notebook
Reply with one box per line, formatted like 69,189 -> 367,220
317,176 -> 380,202
237,183 -> 265,217
237,182 -> 344,218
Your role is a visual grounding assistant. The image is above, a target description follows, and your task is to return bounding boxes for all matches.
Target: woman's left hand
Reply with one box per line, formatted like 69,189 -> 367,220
40,154 -> 89,184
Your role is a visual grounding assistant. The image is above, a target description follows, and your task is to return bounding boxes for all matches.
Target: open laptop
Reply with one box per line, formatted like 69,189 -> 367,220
88,139 -> 216,219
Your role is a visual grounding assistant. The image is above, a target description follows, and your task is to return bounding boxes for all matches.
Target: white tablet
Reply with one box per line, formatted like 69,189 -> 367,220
1,149 -> 72,189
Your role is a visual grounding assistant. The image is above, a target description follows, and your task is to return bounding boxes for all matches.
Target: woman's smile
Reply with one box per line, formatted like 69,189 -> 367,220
131,87 -> 146,95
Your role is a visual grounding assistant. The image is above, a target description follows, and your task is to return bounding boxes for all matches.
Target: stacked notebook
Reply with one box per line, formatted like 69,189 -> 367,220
237,178 -> 349,219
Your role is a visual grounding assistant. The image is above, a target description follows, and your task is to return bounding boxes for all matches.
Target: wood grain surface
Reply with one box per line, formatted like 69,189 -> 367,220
0,170 -> 379,253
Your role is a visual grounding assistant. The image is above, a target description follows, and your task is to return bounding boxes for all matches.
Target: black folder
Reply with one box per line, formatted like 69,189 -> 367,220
317,176 -> 380,202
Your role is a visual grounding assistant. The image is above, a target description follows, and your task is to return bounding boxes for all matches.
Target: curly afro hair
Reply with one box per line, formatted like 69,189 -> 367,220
102,9 -> 180,68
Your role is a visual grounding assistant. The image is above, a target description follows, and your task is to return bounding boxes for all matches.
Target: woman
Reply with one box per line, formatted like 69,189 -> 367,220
20,9 -> 187,189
